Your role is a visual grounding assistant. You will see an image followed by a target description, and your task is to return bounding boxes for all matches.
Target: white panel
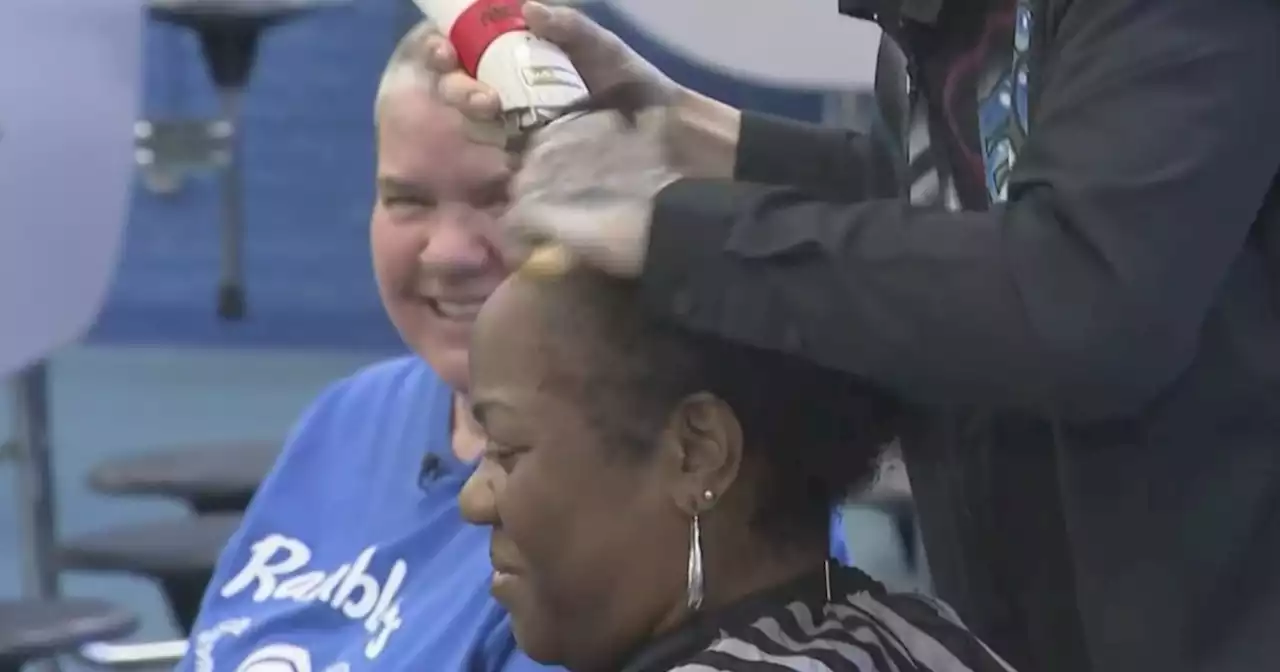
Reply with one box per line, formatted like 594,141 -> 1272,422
0,0 -> 143,376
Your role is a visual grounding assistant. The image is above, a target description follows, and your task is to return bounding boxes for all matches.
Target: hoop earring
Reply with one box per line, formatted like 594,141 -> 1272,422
824,558 -> 832,603
686,513 -> 705,611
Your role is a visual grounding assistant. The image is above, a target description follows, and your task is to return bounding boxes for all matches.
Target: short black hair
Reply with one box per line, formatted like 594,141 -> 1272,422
527,268 -> 901,548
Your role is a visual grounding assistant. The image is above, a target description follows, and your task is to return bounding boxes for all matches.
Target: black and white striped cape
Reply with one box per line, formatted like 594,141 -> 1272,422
624,565 -> 1017,672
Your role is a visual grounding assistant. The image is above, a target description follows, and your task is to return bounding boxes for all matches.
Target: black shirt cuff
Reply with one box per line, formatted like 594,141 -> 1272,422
737,112 -> 869,197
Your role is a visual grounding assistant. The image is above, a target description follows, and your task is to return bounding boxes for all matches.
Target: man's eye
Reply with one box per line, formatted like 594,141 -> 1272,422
382,195 -> 433,210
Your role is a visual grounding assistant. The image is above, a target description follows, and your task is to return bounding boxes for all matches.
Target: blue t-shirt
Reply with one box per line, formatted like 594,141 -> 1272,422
179,356 -> 851,671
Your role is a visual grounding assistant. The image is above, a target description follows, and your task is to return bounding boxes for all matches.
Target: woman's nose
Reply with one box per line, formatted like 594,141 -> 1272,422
459,463 -> 499,526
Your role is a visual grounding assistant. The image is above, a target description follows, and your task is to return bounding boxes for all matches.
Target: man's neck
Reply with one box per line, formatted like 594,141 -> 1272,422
451,394 -> 486,462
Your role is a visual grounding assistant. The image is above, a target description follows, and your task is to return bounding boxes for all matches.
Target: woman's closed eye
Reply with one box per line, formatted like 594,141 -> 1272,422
484,439 -> 526,473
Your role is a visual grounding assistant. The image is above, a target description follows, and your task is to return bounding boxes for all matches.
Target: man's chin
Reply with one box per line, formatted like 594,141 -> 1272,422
389,307 -> 478,387
412,341 -> 471,391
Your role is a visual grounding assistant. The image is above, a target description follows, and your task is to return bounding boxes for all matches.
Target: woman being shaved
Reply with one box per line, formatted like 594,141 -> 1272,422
460,267 -> 1016,672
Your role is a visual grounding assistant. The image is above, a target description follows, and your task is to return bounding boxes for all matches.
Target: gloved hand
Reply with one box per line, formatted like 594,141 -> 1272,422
505,106 -> 680,279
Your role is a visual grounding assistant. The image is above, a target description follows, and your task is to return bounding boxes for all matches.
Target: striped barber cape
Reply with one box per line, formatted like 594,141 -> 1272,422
623,564 -> 1017,672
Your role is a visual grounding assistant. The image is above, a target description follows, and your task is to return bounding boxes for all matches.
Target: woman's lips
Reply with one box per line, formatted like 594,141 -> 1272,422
490,569 -> 519,601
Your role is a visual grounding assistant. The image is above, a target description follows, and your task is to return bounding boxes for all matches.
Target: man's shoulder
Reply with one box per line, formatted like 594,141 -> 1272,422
292,355 -> 446,431
250,355 -> 449,495
327,354 -> 444,401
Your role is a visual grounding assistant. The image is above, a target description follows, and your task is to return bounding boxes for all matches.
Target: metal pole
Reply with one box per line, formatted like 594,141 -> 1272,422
11,361 -> 67,672
11,359 -> 61,600
216,86 -> 246,320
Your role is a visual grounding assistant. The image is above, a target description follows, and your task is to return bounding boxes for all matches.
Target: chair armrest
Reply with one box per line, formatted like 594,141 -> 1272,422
77,638 -> 188,669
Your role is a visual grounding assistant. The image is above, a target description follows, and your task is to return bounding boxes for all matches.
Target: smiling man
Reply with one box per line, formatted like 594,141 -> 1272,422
174,22 -> 551,671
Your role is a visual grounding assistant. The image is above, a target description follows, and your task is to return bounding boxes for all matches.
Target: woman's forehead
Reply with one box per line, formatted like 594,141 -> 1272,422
471,280 -> 560,389
471,274 -> 645,422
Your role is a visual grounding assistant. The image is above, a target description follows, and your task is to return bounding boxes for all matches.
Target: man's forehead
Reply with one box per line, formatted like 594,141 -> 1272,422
376,97 -> 512,193
376,87 -> 481,158
378,83 -> 457,128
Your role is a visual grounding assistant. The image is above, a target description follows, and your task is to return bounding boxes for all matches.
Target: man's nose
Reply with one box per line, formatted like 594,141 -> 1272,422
459,463 -> 499,526
418,207 -> 495,268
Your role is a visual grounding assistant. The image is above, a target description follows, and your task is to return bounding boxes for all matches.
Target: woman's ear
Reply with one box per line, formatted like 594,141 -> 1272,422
657,392 -> 743,514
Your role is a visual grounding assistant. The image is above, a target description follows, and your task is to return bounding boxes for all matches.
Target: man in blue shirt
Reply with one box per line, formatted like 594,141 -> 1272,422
178,20 -> 851,672
176,21 -> 550,671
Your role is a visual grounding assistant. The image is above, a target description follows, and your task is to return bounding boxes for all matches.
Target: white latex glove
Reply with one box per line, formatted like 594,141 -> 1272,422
504,106 -> 680,278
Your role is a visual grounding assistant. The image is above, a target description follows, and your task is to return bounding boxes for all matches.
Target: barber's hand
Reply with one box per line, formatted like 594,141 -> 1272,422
418,2 -> 737,179
421,2 -> 680,126
504,108 -> 680,279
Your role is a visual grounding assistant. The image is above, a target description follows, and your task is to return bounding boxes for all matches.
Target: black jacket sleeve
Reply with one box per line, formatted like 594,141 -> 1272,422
733,112 -> 903,201
640,0 -> 1280,420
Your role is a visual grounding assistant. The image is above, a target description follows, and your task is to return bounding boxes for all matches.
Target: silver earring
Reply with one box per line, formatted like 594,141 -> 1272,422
686,513 -> 705,611
824,558 -> 832,603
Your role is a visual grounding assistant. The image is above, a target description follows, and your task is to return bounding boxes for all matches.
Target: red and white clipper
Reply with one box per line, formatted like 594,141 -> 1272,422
413,0 -> 590,136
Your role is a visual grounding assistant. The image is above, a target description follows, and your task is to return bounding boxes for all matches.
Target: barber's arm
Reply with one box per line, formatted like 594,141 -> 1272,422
734,110 -> 903,201
668,34 -> 906,202
639,0 -> 1280,420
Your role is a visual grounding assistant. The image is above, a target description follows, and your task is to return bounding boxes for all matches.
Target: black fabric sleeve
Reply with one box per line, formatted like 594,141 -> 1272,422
733,112 -> 903,201
732,35 -> 909,202
641,0 -> 1280,420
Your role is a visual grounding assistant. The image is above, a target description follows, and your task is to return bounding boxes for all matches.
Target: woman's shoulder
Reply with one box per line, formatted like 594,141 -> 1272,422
670,568 -> 1016,672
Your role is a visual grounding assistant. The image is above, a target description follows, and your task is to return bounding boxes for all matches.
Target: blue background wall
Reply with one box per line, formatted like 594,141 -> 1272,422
88,0 -> 827,352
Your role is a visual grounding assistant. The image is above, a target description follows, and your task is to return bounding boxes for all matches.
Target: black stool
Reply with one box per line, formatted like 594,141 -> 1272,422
59,514 -> 243,634
145,0 -> 345,319
89,440 -> 279,514
0,598 -> 136,672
